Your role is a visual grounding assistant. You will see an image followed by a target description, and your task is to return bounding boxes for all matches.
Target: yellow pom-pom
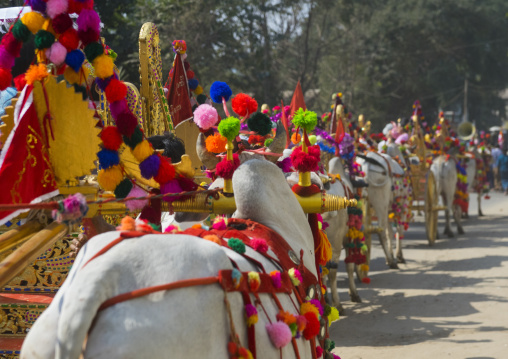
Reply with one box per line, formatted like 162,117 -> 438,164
25,63 -> 49,85
193,85 -> 203,95
64,66 -> 82,85
388,212 -> 395,219
21,11 -> 45,34
92,54 -> 115,79
97,165 -> 124,191
246,314 -> 258,327
132,140 -> 153,163
300,302 -> 320,318
328,306 -> 340,326
360,264 -> 369,272
321,267 -> 329,276
43,19 -> 56,36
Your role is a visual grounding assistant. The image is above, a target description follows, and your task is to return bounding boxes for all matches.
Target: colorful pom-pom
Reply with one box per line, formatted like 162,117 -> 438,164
292,108 -> 318,132
52,13 -> 73,34
0,68 -> 13,91
84,42 -> 104,63
30,0 -> 47,13
0,48 -> 15,69
76,9 -> 101,32
1,33 -> 22,58
212,217 -> 227,230
193,104 -> 218,130
97,165 -> 124,191
218,117 -> 240,141
188,78 -> 198,90
264,138 -> 273,147
227,237 -> 246,254
34,30 -> 55,50
205,132 -> 227,153
21,12 -> 45,35
132,140 -> 153,163
266,322 -> 292,348
250,238 -> 268,253
47,0 -> 69,19
316,346 -> 323,358
309,299 -> 324,316
245,304 -> 258,326
216,153 -> 240,180
100,126 -> 123,151
232,268 -> 242,288
139,154 -> 160,179
116,111 -> 138,137
65,49 -> 85,72
105,79 -> 127,103
58,28 -> 79,51
270,271 -> 282,289
301,302 -> 320,318
209,81 -> 232,103
97,148 -> 120,169
123,126 -> 144,148
124,185 -> 148,211
248,271 -> 261,292
13,74 -> 27,91
290,145 -> 321,172
153,156 -> 176,184
291,132 -> 301,144
194,85 -> 203,95
46,42 -> 67,66
92,54 -> 115,79
203,234 -> 222,245
232,93 -> 258,117
288,268 -> 302,286
327,306 -> 340,326
247,112 -> 272,136
362,277 -> 371,284
109,98 -> 128,119
114,178 -> 133,199
51,193 -> 88,225
12,21 -> 31,43
302,312 -> 320,340
25,63 -> 49,85
78,28 -> 100,46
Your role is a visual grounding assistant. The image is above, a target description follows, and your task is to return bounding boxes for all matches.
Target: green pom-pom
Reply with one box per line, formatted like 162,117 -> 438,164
218,117 -> 241,141
324,304 -> 332,317
123,126 -> 144,149
196,94 -> 207,104
108,49 -> 118,60
84,42 -> 104,63
292,108 -> 317,132
308,135 -> 317,145
34,30 -> 55,50
247,112 -> 272,136
227,237 -> 246,254
114,178 -> 133,198
12,21 -> 31,43
264,138 -> 273,147
148,222 -> 161,231
289,322 -> 298,336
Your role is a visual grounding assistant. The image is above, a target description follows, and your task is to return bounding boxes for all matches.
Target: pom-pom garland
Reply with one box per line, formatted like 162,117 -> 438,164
232,93 -> 258,117
124,185 -> 148,211
193,103 -> 218,130
209,81 -> 232,103
247,112 -> 272,136
92,54 -> 114,78
34,30 -> 55,50
30,0 -> 47,13
116,111 -> 138,137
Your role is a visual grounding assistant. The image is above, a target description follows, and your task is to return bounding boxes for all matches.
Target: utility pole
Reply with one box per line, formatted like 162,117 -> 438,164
462,78 -> 468,123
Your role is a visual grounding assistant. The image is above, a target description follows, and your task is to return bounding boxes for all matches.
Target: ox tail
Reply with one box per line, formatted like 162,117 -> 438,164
54,257 -> 116,359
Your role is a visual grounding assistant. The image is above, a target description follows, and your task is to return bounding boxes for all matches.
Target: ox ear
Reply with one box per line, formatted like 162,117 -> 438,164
265,121 -> 286,163
196,133 -> 220,170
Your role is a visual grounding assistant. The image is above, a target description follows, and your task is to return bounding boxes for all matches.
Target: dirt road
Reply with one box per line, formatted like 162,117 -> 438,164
330,193 -> 508,359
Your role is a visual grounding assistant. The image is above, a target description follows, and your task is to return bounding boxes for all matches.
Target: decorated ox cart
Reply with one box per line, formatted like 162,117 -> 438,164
0,3 -> 357,358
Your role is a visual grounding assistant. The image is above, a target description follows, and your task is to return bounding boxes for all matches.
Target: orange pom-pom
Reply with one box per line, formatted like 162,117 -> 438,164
117,216 -> 136,231
203,234 -> 222,245
291,132 -> 301,144
205,132 -> 227,153
25,63 -> 49,85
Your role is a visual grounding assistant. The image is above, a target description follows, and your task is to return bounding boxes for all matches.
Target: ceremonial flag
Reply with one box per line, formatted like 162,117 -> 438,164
289,80 -> 306,117
0,86 -> 59,225
167,54 -> 194,128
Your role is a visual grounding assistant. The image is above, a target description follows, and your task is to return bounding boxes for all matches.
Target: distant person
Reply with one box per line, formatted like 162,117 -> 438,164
491,143 -> 502,191
497,147 -> 508,195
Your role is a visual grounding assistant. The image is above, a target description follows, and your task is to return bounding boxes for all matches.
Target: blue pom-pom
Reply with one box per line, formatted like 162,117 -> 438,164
65,50 -> 85,72
139,154 -> 161,179
97,149 -> 120,169
188,78 -> 199,90
30,0 -> 47,13
95,73 -> 117,91
210,81 -> 232,103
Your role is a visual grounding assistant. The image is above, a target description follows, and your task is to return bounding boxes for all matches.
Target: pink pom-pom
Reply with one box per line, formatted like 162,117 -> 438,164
76,9 -> 101,32
46,42 -> 67,66
332,355 -> 341,359
265,322 -> 292,348
270,271 -> 282,289
211,218 -> 227,230
125,185 -> 148,211
316,346 -> 323,358
0,47 -> 15,69
250,238 -> 268,253
47,0 -> 69,19
216,153 -> 240,179
193,104 -> 218,130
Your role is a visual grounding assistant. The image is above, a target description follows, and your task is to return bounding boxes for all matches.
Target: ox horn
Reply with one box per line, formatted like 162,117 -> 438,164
265,121 -> 286,163
196,133 -> 221,170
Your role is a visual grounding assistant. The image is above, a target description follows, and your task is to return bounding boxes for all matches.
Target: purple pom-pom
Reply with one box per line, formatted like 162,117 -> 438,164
209,81 -> 232,103
160,179 -> 183,202
95,73 -> 117,91
276,157 -> 293,173
309,299 -> 324,316
139,154 -> 160,179
110,99 -> 128,119
76,9 -> 101,32
0,48 -> 15,69
245,304 -> 258,317
30,0 -> 47,13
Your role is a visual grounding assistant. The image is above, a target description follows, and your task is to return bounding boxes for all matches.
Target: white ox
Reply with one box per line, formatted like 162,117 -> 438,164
21,160 -> 319,359
430,155 -> 465,236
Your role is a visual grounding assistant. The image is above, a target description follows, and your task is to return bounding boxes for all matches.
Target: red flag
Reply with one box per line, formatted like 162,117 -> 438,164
289,80 -> 306,117
0,86 -> 59,225
167,54 -> 194,128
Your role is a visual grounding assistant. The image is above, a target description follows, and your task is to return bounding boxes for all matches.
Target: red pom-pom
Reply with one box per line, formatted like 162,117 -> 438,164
248,135 -> 265,145
232,93 -> 258,117
100,126 -> 123,151
78,28 -> 100,46
216,153 -> 240,179
115,111 -> 138,137
0,68 -> 13,91
68,0 -> 84,14
290,145 -> 321,172
13,74 -> 26,91
186,70 -> 194,79
183,61 -> 190,71
302,312 -> 320,340
58,28 -> 79,51
105,79 -> 127,103
154,155 -> 176,184
361,277 -> 371,284
1,33 -> 22,57
52,13 -> 73,34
